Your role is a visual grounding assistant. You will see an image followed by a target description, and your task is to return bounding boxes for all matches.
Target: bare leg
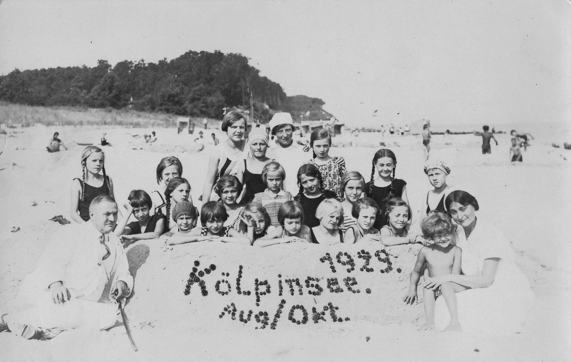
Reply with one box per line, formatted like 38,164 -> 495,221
440,283 -> 461,331
420,288 -> 436,330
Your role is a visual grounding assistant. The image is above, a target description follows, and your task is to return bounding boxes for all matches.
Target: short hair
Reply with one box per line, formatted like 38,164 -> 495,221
483,125 -> 489,131
351,197 -> 379,219
238,202 -> 271,234
421,212 -> 456,239
261,161 -> 286,184
128,190 -> 152,209
221,110 -> 248,132
172,200 -> 199,221
277,201 -> 304,225
89,194 -> 116,213
156,156 -> 183,184
445,190 -> 479,211
341,171 -> 365,198
200,201 -> 228,226
310,128 -> 332,147
214,175 -> 243,197
383,198 -> 412,221
315,198 -> 344,226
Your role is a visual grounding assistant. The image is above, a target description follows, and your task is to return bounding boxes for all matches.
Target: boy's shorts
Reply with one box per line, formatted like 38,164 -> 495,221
511,154 -> 523,162
482,144 -> 491,154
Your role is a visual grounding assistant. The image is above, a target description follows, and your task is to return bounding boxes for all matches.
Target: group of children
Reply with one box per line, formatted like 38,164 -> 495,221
69,127 -> 468,331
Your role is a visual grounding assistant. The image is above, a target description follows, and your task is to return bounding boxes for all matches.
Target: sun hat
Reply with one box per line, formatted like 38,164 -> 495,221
424,159 -> 451,175
248,127 -> 269,144
268,112 -> 294,135
172,200 -> 197,221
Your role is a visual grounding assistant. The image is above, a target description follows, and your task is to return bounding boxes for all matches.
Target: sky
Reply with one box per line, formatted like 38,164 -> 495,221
0,0 -> 569,128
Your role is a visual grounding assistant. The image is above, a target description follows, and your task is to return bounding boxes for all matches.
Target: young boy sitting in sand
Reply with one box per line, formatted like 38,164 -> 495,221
161,201 -> 199,247
403,212 -> 462,331
117,190 -> 166,246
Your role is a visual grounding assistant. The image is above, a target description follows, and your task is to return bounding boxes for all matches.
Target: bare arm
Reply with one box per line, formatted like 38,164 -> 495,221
69,179 -> 86,224
403,248 -> 427,304
379,226 -> 418,246
201,152 -> 220,202
401,185 -> 410,207
492,134 -> 499,145
452,247 -> 462,275
425,258 -> 500,290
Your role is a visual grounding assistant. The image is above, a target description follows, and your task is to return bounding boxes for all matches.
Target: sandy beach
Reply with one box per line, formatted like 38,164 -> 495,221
0,124 -> 570,361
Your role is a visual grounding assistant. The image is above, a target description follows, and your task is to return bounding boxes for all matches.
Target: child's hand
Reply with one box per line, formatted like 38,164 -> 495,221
120,235 -> 135,247
361,234 -> 382,243
122,202 -> 133,214
403,289 -> 418,305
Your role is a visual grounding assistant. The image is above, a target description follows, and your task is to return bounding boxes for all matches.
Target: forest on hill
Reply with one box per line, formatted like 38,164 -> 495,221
0,50 -> 326,122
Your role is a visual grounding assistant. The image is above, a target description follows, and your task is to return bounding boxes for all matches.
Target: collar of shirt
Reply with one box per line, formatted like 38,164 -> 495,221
264,189 -> 288,199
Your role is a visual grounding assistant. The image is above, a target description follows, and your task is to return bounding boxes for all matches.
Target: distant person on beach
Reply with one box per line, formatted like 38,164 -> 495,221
0,195 -> 132,340
151,156 -> 183,217
201,110 -> 247,203
46,132 -> 67,152
510,130 -> 534,151
364,148 -> 409,229
509,137 -> 523,163
148,131 -> 157,143
403,212 -> 462,331
70,146 -> 115,223
100,133 -> 110,146
421,123 -> 431,159
210,133 -> 219,146
474,125 -> 498,154
267,112 -> 307,193
203,118 -> 208,129
116,190 -> 166,247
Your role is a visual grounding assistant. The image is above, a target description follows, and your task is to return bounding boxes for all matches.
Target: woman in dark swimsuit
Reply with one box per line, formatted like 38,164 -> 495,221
231,127 -> 271,204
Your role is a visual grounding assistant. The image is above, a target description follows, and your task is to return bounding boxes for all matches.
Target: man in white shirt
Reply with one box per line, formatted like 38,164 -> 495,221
267,112 -> 308,194
0,195 -> 133,339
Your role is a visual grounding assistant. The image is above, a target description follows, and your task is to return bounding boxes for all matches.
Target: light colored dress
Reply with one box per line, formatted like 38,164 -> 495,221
435,219 -> 534,334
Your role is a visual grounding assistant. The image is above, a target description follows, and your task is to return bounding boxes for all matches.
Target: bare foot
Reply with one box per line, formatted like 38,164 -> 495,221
443,321 -> 462,332
419,322 -> 435,331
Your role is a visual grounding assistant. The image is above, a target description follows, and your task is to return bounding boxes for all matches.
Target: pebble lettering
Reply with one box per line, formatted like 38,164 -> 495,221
184,249 -> 399,329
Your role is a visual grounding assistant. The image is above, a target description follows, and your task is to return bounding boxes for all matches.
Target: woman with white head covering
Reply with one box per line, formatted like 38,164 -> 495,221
266,112 -> 307,193
231,126 -> 272,204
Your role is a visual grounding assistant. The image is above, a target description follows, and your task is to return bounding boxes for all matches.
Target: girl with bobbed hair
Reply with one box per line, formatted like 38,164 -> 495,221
202,110 -> 248,202
152,156 -> 184,216
423,190 -> 534,334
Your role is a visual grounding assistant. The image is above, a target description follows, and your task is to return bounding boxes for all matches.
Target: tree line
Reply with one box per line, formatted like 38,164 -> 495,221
0,50 -> 325,121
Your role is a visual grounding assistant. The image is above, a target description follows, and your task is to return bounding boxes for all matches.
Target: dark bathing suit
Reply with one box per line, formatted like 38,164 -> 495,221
126,213 -> 166,235
426,193 -> 446,214
310,228 -> 344,244
241,159 -> 266,204
74,177 -> 110,221
365,179 -> 406,229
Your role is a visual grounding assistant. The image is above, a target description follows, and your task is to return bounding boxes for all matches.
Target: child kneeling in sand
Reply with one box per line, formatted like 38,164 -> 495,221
403,212 -> 462,331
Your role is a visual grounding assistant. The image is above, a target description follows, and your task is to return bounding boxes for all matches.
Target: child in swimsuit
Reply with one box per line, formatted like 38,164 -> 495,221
423,159 -> 453,217
117,190 -> 166,247
151,156 -> 184,216
70,146 -> 115,223
345,197 -> 381,244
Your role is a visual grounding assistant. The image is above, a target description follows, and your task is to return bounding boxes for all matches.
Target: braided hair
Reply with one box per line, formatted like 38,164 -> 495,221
369,148 -> 397,184
164,177 -> 191,230
80,146 -> 108,201
296,163 -> 324,198
309,128 -> 332,159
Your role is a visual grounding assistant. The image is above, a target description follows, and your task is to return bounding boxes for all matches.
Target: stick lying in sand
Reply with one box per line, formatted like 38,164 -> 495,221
119,302 -> 138,352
